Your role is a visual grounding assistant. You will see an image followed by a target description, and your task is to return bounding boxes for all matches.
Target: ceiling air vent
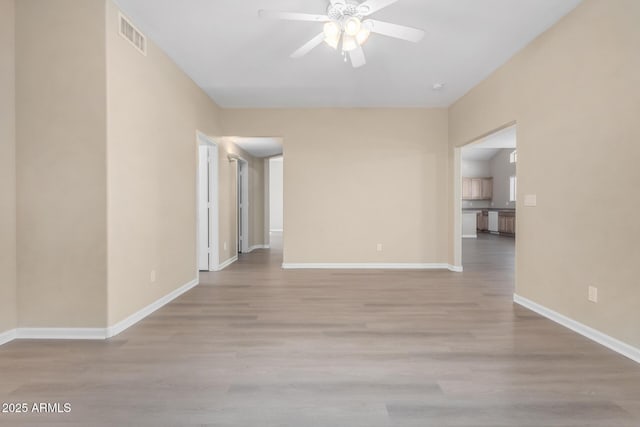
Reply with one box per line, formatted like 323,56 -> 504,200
119,13 -> 147,56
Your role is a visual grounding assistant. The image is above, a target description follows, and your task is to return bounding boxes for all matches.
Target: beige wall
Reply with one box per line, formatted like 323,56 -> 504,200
0,0 -> 17,334
106,2 -> 265,325
16,0 -> 107,327
222,109 -> 449,265
220,140 -> 239,263
6,0 -> 267,331
107,1 -> 218,325
449,0 -> 640,347
248,156 -> 265,249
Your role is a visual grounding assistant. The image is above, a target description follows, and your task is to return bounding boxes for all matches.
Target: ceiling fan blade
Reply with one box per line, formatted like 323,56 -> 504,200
291,32 -> 326,58
358,0 -> 399,16
366,19 -> 425,42
258,10 -> 329,22
349,46 -> 366,68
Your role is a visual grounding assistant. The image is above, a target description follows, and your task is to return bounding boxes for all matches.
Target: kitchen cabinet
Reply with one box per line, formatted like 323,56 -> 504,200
481,178 -> 493,199
463,212 -> 479,238
474,210 -> 515,236
498,211 -> 516,235
476,211 -> 488,232
462,178 -> 472,200
471,179 -> 482,199
462,177 -> 493,200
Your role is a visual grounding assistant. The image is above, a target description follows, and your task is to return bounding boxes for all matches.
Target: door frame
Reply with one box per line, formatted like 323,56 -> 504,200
236,157 -> 249,254
453,146 -> 463,269
196,131 -> 219,271
453,121 -> 516,270
263,157 -> 271,247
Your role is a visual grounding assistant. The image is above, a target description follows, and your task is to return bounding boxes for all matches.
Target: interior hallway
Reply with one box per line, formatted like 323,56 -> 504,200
1,234 -> 640,426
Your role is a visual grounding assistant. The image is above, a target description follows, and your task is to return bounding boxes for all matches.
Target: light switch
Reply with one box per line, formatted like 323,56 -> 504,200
524,194 -> 537,207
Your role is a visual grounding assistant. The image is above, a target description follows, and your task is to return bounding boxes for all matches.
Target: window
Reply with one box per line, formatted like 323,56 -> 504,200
510,150 -> 518,163
509,176 -> 517,202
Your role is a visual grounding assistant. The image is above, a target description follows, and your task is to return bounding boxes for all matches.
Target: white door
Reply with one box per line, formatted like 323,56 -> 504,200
238,163 -> 244,253
198,146 -> 210,270
488,211 -> 499,233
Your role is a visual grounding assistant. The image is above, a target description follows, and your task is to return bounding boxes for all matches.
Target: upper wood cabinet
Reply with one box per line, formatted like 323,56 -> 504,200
481,178 -> 493,199
471,178 -> 482,199
462,177 -> 493,200
462,178 -> 472,200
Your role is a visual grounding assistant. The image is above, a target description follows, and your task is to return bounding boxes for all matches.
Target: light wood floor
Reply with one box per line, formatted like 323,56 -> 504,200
1,233 -> 640,426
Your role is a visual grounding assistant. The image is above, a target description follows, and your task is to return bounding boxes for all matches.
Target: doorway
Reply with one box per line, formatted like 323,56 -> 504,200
268,156 -> 284,251
197,132 -> 219,271
454,124 -> 517,271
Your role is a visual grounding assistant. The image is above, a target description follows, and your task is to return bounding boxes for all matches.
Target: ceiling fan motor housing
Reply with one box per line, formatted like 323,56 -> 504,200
327,1 -> 369,22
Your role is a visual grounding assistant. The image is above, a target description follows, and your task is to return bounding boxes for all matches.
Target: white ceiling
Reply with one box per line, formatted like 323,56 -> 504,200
232,137 -> 283,158
461,148 -> 501,161
113,0 -> 581,108
462,125 -> 516,161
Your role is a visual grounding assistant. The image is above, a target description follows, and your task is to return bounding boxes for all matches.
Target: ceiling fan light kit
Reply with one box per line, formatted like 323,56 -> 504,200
259,0 -> 425,68
323,22 -> 341,48
344,17 -> 361,36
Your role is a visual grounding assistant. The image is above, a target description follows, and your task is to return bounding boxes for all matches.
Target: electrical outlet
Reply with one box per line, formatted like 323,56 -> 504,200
377,243 -> 383,252
150,270 -> 156,284
588,286 -> 598,303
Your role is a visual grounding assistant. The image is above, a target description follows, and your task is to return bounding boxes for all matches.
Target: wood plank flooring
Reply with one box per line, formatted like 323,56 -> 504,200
1,233 -> 639,426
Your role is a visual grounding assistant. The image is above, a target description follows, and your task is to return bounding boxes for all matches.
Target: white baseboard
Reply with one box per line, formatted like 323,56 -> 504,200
0,278 -> 200,346
448,265 -> 464,272
106,278 -> 199,338
217,255 -> 238,271
247,244 -> 270,253
0,328 -> 17,346
282,263 -> 463,272
514,294 -> 640,364
462,234 -> 477,239
17,328 -> 106,340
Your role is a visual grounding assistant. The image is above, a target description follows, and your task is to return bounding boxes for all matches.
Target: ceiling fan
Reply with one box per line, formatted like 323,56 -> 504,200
258,0 -> 425,68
